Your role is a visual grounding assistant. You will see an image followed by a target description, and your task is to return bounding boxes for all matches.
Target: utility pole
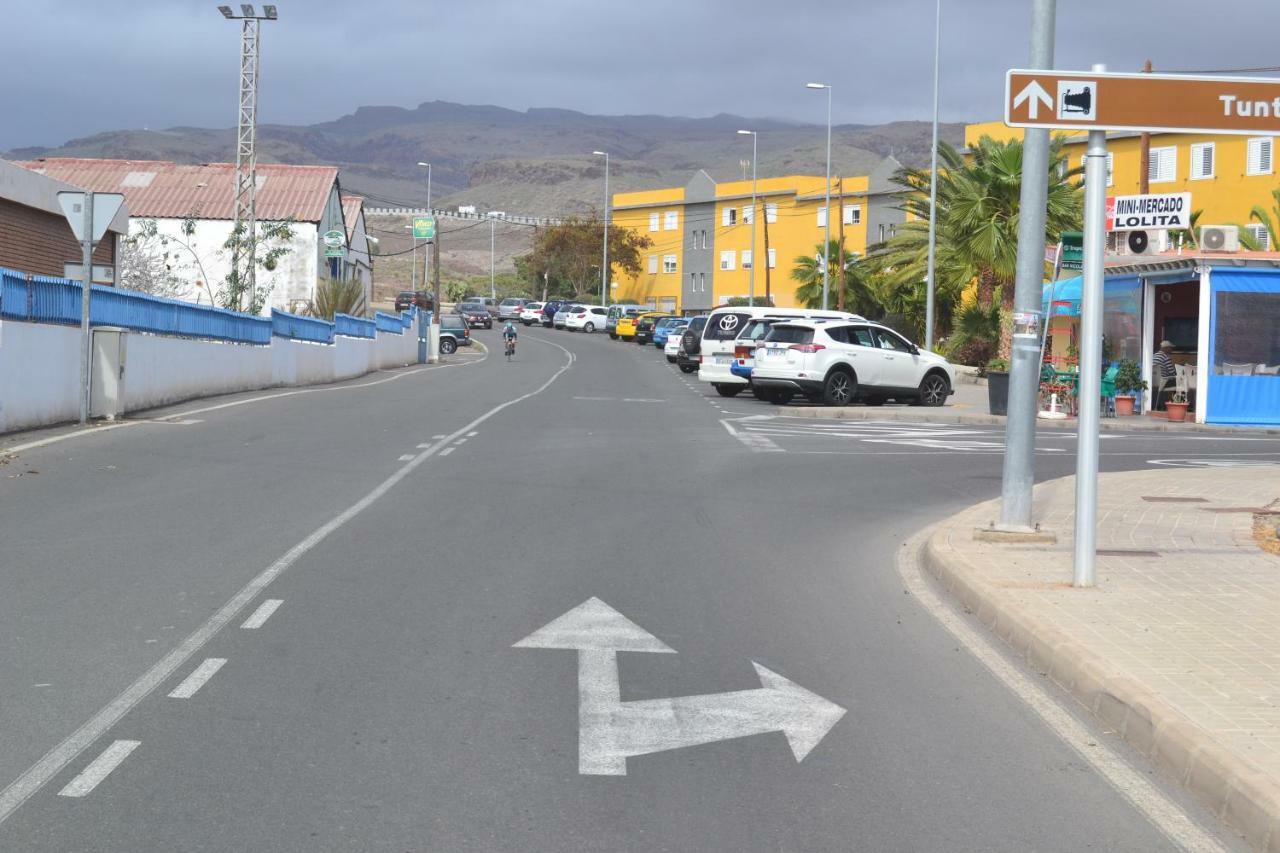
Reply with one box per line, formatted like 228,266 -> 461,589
489,214 -> 497,301
419,161 -> 432,288
737,130 -> 758,307
1139,59 -> 1152,195
762,203 -> 773,303
428,225 -> 442,363
806,83 -> 834,310
924,0 -> 943,350
998,0 -> 1056,533
77,198 -> 95,425
836,177 -> 846,312
594,151 -> 610,306
218,4 -> 277,310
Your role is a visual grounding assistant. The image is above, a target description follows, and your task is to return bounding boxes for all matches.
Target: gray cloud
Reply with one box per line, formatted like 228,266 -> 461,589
4,0 -> 1278,150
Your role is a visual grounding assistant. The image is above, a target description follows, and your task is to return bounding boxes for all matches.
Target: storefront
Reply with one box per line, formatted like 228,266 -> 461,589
1043,254 -> 1280,426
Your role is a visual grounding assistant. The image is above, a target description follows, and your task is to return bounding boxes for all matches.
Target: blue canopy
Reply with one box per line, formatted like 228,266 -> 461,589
1043,276 -> 1082,317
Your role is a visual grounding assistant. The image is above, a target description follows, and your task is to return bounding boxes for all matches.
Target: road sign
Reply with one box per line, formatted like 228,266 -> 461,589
412,216 -> 436,240
1106,192 -> 1191,232
56,192 -> 124,243
1005,69 -> 1280,135
323,229 -> 345,258
1060,231 -> 1084,270
515,597 -> 846,776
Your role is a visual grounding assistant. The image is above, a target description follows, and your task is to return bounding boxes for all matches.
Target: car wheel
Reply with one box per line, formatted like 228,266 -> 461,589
864,396 -> 886,406
822,369 -> 856,406
713,384 -> 742,398
918,372 -> 950,407
751,385 -> 769,401
679,364 -> 698,374
440,337 -> 457,355
584,322 -> 595,333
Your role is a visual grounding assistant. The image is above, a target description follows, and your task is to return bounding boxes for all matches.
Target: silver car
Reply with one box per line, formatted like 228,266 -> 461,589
497,297 -> 527,321
553,304 -> 582,329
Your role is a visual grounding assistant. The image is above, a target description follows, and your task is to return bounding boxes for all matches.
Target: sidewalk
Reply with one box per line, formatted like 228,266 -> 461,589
923,468 -> 1280,850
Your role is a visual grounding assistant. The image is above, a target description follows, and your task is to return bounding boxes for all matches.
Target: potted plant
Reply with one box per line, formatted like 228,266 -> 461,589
1113,359 -> 1147,416
1165,388 -> 1189,422
986,357 -> 1010,416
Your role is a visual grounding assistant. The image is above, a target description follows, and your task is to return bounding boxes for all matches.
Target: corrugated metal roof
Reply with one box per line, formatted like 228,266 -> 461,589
14,158 -> 338,223
341,194 -> 364,240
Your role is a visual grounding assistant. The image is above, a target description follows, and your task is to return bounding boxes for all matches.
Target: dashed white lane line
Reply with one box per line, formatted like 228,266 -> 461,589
440,447 -> 456,457
454,437 -> 468,445
431,434 -> 447,440
240,599 -> 283,630
57,740 -> 140,798
417,443 -> 432,449
167,658 -> 227,699
467,431 -> 479,437
398,454 -> 415,461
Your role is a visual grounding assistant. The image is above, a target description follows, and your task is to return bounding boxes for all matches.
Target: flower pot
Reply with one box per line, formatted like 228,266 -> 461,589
1115,395 -> 1136,416
1165,401 -> 1189,422
987,371 -> 1009,416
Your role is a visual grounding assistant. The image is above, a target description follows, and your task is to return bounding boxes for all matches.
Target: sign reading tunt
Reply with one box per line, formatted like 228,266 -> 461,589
1106,192 -> 1191,232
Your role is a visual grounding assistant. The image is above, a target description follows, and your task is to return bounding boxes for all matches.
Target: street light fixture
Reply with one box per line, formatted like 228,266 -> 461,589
593,151 -> 610,307
417,161 -> 432,289
806,82 -> 833,310
737,130 -> 758,307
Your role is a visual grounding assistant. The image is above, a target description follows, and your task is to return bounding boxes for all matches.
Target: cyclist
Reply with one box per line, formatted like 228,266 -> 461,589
502,320 -> 518,359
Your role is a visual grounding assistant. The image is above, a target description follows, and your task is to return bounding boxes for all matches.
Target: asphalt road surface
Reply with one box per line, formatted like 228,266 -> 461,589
1,329 -> 1275,852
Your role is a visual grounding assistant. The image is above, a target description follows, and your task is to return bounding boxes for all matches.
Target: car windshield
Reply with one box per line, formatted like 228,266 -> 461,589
765,326 -> 813,344
501,299 -> 522,306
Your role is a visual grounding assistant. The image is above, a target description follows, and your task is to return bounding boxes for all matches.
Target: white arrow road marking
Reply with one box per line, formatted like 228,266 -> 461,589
1014,80 -> 1054,119
515,598 -> 846,776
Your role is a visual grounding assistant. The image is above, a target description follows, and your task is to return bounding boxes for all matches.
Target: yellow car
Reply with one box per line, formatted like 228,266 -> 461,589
616,311 -> 663,341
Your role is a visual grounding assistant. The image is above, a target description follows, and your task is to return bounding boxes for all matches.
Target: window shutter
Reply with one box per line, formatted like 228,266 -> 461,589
1262,139 -> 1273,174
649,213 -> 659,232
648,255 -> 657,274
1190,143 -> 1214,179
817,207 -> 828,227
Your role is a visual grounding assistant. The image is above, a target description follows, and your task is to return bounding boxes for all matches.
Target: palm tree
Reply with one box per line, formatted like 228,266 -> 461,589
791,238 -> 877,317
310,277 -> 365,320
1248,188 -> 1280,250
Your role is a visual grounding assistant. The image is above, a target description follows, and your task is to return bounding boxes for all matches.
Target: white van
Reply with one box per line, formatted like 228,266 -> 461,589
697,305 -> 864,397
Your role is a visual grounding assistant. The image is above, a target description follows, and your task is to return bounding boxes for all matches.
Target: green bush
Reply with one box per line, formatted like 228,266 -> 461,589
1115,359 -> 1148,395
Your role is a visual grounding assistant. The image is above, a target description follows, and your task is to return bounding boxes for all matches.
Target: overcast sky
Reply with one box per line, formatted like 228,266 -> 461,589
4,0 -> 1279,150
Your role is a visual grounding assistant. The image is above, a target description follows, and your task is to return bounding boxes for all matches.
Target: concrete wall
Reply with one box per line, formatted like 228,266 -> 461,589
0,319 -> 420,435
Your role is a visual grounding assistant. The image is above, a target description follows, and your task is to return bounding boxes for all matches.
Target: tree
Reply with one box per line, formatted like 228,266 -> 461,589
791,238 -> 877,317
310,277 -> 364,320
220,219 -> 297,314
118,220 -> 189,300
1247,189 -> 1280,250
522,215 -> 652,301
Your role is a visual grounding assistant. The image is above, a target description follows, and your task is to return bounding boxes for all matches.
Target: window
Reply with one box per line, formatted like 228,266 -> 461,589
741,250 -> 752,269
1148,146 -> 1176,183
878,224 -> 886,242
722,207 -> 737,227
719,250 -> 736,271
663,255 -> 677,274
874,328 -> 913,352
649,212 -> 660,232
701,230 -> 709,249
690,272 -> 697,292
1248,137 -> 1274,175
764,326 -> 813,345
765,203 -> 778,224
664,211 -> 679,230
843,205 -> 862,225
767,248 -> 776,268
743,204 -> 754,224
848,326 -> 875,347
1246,224 -> 1272,250
699,272 -> 706,292
1190,143 -> 1215,180
648,255 -> 658,274
817,206 -> 828,227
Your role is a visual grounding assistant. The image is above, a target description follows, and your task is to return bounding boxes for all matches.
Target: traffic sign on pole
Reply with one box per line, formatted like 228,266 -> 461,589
1006,69 -> 1280,135
412,216 -> 436,240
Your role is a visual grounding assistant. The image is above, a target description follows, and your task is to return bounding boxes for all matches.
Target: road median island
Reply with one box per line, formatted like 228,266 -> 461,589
920,468 -> 1280,851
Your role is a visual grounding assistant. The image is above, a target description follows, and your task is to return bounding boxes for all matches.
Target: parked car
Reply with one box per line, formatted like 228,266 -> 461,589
554,304 -> 583,329
519,302 -> 545,325
460,296 -> 498,319
633,313 -> 672,345
460,304 -> 493,329
663,321 -> 691,362
498,297 -> 527,321
751,320 -> 955,406
395,290 -> 434,312
651,317 -> 685,348
697,306 -> 865,397
541,300 -> 567,327
729,317 -> 812,396
564,304 -> 609,332
675,315 -> 708,373
437,313 -> 472,355
606,304 -> 647,339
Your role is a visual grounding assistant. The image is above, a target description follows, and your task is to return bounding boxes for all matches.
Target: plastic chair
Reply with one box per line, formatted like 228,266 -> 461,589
1100,365 -> 1119,417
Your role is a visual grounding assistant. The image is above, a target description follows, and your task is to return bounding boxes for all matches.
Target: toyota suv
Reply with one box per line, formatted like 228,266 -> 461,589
751,320 -> 954,407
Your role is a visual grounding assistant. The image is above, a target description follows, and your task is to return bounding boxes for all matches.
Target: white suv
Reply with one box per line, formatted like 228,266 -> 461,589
751,320 -> 955,407
564,305 -> 609,332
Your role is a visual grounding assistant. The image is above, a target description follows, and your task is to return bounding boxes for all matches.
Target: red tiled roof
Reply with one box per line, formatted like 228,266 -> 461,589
14,158 -> 338,223
341,194 -> 364,240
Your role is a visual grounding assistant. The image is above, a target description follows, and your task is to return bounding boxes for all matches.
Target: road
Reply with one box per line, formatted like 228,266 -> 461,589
1,329 -> 1275,851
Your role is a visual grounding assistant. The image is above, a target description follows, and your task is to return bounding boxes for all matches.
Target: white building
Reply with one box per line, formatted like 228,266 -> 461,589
16,158 -> 373,315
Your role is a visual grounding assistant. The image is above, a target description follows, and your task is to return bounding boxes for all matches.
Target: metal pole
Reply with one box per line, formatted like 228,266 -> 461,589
428,226 -> 441,364
78,194 -> 94,425
923,0 -> 942,350
822,86 -> 832,310
750,133 -> 757,307
490,216 -> 496,301
602,153 -> 610,306
997,0 -> 1057,532
1075,118 -> 1108,587
423,163 -> 432,289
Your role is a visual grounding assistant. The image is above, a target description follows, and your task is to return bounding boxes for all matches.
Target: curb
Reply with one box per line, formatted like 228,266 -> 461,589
777,405 -> 1280,436
921,515 -> 1280,851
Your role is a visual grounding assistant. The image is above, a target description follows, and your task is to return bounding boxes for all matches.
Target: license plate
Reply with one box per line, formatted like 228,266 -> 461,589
715,355 -> 733,364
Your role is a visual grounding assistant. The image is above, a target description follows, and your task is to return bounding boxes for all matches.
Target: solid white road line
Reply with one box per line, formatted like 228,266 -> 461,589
897,529 -> 1229,853
57,740 -> 140,798
240,599 -> 283,630
167,658 -> 227,699
0,336 -> 575,827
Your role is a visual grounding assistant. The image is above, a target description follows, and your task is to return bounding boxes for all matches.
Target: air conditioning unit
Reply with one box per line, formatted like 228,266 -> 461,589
1200,225 -> 1240,253
1109,229 -> 1164,256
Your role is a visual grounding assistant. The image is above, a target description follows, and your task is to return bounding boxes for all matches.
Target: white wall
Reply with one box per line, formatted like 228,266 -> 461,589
0,319 -> 422,435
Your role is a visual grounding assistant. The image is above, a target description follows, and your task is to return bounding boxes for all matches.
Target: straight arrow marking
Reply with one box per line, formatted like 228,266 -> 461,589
1014,80 -> 1054,119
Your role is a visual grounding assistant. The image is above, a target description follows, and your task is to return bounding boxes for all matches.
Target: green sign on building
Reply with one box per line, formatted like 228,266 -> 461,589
413,216 -> 436,240
323,229 -> 346,258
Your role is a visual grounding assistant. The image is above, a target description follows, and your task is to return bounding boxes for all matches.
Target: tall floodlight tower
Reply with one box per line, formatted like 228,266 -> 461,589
218,4 -> 277,310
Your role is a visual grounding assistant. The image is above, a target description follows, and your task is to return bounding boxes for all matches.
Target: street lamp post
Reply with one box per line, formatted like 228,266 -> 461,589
418,161 -> 431,290
924,0 -> 942,351
404,224 -> 416,289
593,151 -> 610,307
737,130 -> 757,307
807,83 -> 832,310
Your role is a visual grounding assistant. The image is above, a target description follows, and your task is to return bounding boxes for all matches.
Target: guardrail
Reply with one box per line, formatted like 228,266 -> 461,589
375,311 -> 403,334
271,308 -> 334,345
0,267 -> 272,345
334,312 -> 376,339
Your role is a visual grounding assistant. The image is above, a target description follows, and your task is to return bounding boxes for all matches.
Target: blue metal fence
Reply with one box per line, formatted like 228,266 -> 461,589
0,267 -> 272,345
400,310 -> 414,328
375,311 -> 403,334
334,312 -> 376,339
271,308 -> 335,345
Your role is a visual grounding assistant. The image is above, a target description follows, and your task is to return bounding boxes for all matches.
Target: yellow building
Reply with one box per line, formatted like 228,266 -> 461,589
609,159 -> 904,312
966,120 -> 1278,248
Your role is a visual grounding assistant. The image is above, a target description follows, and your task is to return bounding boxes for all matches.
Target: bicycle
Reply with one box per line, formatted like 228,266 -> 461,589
505,337 -> 516,361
